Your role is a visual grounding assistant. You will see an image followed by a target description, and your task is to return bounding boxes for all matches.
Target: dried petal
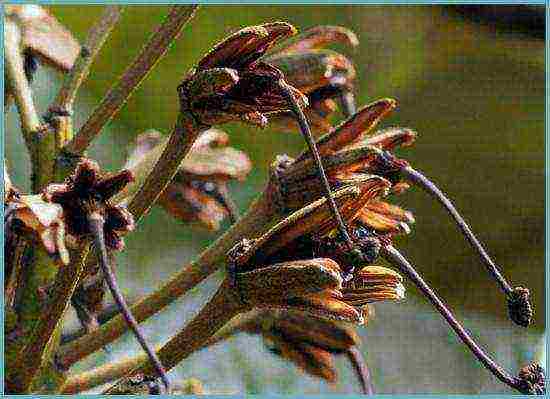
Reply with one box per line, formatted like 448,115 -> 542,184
265,331 -> 337,382
365,200 -> 415,224
237,258 -> 343,304
198,22 -> 297,71
358,208 -> 411,235
10,194 -> 69,264
273,25 -> 359,55
361,127 -> 417,150
297,98 -> 398,161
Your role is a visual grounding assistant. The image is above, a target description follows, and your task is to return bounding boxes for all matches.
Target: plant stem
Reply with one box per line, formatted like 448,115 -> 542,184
6,245 -> 89,393
4,18 -> 54,192
61,353 -> 146,394
127,111 -> 204,223
400,165 -> 514,296
381,244 -> 526,394
4,19 -> 41,149
51,6 -> 124,117
346,347 -> 374,395
56,188 -> 276,368
65,5 -> 198,156
104,279 -> 242,393
279,80 -> 354,276
87,212 -> 170,392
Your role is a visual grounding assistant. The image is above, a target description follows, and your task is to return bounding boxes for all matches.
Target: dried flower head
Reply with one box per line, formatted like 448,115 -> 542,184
266,26 -> 359,134
240,309 -> 360,383
5,194 -> 69,265
125,129 -> 251,230
178,22 -> 307,128
43,159 -> 134,251
227,184 -> 404,324
5,5 -> 79,76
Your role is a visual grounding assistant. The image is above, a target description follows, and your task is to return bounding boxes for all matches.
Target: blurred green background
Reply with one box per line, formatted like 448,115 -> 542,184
5,5 -> 545,394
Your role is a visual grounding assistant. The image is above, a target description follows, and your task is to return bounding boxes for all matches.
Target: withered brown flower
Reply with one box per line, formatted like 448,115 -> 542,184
270,99 -> 416,236
266,26 -> 359,134
178,22 -> 307,128
229,183 -> 404,323
238,309 -> 361,384
43,159 -> 134,251
124,129 -> 251,230
5,194 -> 69,265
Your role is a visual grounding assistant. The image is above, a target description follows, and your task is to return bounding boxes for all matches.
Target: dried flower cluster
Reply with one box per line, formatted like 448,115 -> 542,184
3,5 -> 544,396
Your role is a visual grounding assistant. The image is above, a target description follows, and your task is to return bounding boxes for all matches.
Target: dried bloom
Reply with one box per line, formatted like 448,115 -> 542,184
266,26 -> 359,134
5,194 -> 69,265
5,5 -> 79,77
240,309 -> 360,383
228,184 -> 404,324
178,22 -> 307,128
125,129 -> 251,230
43,159 -> 134,251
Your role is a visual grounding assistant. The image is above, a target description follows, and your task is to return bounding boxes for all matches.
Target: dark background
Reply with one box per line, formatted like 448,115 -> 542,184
5,5 -> 545,394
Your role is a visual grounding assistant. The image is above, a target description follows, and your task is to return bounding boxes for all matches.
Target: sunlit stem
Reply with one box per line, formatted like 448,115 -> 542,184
381,244 -> 537,394
278,80 -> 355,276
346,347 -> 374,395
87,213 -> 170,393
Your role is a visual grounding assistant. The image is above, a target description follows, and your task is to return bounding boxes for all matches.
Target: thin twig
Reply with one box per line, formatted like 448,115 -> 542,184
66,5 -> 198,156
87,213 -> 170,392
381,245 -> 535,394
51,6 -> 124,115
400,166 -> 513,295
346,347 -> 374,395
279,80 -> 355,277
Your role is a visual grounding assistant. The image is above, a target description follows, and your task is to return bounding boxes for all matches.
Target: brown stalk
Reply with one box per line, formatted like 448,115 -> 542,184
50,6 -> 124,116
7,244 -> 90,393
65,5 -> 198,156
104,279 -> 243,393
56,188 -> 276,368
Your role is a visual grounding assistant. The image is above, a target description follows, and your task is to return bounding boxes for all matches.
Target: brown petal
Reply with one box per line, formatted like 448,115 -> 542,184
274,312 -> 359,352
237,258 -> 343,304
267,290 -> 363,324
159,184 -> 226,231
268,50 -> 355,95
274,25 -> 359,55
362,127 -> 417,150
96,170 -> 135,202
264,331 -> 337,382
297,98 -> 397,161
198,22 -> 296,71
237,186 -> 361,268
180,146 -> 251,181
72,159 -> 101,193
358,208 -> 411,235
7,5 -> 80,72
365,200 -> 415,224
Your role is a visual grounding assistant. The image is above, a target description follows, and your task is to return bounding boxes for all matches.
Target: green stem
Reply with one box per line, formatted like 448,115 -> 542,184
6,245 -> 89,393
